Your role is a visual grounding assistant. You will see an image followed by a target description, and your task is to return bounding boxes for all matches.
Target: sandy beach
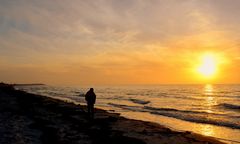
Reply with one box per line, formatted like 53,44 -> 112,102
0,83 -> 225,144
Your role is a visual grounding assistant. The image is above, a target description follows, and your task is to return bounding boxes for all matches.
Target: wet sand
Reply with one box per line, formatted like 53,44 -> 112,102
0,83 -> 225,144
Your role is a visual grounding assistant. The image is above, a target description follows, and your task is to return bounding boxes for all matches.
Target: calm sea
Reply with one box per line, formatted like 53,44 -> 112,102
16,84 -> 240,143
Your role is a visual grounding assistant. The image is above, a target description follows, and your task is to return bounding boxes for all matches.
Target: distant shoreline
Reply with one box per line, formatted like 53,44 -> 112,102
12,83 -> 45,86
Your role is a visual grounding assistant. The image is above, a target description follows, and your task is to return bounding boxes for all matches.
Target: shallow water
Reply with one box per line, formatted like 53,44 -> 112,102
16,84 -> 240,143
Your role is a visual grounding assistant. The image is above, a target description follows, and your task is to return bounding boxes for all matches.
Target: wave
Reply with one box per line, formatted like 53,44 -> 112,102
108,103 -> 240,129
144,106 -> 207,114
108,103 -> 147,112
150,110 -> 240,129
143,106 -> 235,117
78,93 -> 85,97
151,94 -> 203,101
217,103 -> 240,110
129,98 -> 150,105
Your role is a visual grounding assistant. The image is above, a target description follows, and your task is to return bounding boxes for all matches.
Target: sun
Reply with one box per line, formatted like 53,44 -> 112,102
196,53 -> 218,78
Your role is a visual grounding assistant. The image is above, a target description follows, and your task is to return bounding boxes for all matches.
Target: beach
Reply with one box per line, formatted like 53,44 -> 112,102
0,83 -> 225,144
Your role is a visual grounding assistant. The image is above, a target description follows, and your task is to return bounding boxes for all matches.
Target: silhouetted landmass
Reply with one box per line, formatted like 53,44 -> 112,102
13,83 -> 45,86
0,83 -> 225,144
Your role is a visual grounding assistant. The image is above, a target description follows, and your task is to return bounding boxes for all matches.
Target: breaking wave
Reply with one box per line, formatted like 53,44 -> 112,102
217,103 -> 240,110
109,103 -> 240,129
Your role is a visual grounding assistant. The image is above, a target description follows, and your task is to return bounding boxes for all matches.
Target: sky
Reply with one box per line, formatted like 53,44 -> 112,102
0,0 -> 240,85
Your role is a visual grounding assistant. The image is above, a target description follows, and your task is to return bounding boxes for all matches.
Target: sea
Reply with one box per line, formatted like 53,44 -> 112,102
16,84 -> 240,144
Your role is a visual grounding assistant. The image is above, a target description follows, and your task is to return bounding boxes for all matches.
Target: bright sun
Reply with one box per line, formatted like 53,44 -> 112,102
197,53 -> 218,78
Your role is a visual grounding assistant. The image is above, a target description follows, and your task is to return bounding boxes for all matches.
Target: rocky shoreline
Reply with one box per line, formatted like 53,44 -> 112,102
0,83 -> 224,144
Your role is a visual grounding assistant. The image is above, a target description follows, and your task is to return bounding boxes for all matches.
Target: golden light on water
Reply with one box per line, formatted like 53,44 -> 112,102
200,84 -> 216,136
200,124 -> 215,137
204,84 -> 213,95
204,84 -> 216,113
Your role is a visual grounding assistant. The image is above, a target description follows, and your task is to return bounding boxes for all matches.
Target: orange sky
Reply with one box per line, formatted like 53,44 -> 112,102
0,0 -> 239,85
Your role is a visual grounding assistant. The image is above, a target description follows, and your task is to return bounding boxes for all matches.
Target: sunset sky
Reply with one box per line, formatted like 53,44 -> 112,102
0,0 -> 240,85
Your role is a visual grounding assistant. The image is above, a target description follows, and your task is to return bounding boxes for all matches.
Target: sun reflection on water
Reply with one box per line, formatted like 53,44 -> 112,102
204,84 -> 217,109
198,84 -> 217,136
199,124 -> 215,137
204,84 -> 213,95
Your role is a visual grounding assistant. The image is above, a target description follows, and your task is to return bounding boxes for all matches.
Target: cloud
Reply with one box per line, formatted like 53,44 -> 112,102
0,0 -> 240,84
1,0 -> 239,51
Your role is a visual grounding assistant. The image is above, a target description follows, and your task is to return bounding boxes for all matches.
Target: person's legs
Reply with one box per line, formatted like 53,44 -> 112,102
87,103 -> 91,115
91,104 -> 94,118
87,103 -> 94,119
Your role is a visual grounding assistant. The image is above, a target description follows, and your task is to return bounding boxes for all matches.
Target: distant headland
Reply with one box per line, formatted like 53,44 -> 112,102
12,83 -> 45,86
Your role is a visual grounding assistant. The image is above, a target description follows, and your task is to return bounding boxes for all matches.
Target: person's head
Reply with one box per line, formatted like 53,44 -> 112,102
90,88 -> 94,92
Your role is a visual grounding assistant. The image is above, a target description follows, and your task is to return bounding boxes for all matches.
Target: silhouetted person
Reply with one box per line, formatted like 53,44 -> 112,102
85,88 -> 96,119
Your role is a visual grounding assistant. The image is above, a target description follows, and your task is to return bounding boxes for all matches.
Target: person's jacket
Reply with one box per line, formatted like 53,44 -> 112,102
85,91 -> 96,104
